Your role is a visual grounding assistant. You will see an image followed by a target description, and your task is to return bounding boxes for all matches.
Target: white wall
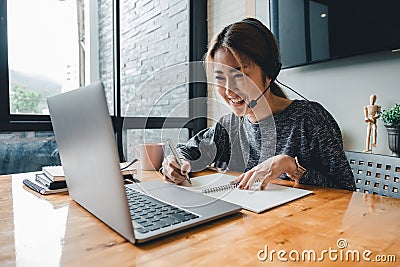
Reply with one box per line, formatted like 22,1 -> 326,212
279,51 -> 400,155
207,0 -> 246,42
207,0 -> 400,156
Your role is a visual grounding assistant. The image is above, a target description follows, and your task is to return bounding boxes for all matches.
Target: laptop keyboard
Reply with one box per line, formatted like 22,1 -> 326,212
125,188 -> 199,234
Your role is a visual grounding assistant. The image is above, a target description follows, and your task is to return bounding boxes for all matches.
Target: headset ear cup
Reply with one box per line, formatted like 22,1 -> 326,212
265,61 -> 281,85
267,61 -> 281,82
273,62 -> 282,80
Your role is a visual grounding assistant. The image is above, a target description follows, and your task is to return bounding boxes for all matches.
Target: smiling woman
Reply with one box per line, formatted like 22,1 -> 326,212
161,18 -> 356,192
210,53 -> 279,123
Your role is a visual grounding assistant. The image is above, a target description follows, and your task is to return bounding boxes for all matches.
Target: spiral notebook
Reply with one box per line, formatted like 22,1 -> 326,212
182,173 -> 313,213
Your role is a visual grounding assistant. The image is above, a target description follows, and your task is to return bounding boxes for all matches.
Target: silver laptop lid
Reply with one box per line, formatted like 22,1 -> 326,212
47,82 -> 135,243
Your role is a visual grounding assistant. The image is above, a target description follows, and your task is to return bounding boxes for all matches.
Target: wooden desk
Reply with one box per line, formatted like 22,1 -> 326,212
1,170 -> 399,266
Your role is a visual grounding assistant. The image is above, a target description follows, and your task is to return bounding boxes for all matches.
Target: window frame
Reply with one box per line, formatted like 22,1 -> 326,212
0,0 -> 208,159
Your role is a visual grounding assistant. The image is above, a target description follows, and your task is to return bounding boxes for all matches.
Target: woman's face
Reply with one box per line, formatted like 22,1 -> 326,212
212,49 -> 267,117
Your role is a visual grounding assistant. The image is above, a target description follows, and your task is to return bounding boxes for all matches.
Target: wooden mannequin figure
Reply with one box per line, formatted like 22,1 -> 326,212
364,94 -> 381,153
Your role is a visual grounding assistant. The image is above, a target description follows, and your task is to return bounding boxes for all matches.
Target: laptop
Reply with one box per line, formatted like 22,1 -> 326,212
47,82 -> 241,244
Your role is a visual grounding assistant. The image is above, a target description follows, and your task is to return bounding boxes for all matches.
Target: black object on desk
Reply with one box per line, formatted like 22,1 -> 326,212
23,178 -> 68,195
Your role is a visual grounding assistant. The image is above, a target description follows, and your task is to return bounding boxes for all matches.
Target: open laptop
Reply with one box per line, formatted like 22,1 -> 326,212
47,82 -> 241,244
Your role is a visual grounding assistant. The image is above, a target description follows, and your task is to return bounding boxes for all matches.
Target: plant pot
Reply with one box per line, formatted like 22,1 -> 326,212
385,126 -> 400,157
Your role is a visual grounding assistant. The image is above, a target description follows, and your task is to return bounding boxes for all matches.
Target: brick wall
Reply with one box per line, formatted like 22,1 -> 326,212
98,0 -> 190,160
98,0 -> 114,114
98,0 -> 189,118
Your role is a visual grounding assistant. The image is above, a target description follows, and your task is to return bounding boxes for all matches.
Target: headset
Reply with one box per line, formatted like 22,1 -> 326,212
239,18 -> 308,108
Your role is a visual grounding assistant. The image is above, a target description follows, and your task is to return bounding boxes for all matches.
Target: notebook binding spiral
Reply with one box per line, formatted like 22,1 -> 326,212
201,182 -> 240,194
201,179 -> 261,194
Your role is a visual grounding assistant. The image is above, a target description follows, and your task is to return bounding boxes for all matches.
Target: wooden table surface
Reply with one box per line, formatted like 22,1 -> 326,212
1,169 -> 399,267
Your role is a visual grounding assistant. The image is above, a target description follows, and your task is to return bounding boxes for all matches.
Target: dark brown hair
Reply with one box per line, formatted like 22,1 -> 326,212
205,17 -> 287,98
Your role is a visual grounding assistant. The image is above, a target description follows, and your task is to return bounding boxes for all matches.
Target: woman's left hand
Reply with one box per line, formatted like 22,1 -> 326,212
232,155 -> 297,190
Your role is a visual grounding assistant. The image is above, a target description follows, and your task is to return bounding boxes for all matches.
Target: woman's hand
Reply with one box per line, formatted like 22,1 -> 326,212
232,155 -> 297,190
161,155 -> 191,185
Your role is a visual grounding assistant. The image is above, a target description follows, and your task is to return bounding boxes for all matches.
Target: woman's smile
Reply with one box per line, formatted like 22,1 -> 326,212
227,94 -> 247,107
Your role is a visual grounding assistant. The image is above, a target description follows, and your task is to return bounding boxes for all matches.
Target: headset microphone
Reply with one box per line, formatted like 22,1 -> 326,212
247,83 -> 272,109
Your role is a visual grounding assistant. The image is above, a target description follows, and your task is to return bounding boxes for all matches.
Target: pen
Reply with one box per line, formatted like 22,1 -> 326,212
249,178 -> 264,194
249,182 -> 262,194
166,139 -> 191,185
23,179 -> 46,194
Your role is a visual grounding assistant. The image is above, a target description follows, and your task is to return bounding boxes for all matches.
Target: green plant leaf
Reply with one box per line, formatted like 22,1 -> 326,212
380,103 -> 400,127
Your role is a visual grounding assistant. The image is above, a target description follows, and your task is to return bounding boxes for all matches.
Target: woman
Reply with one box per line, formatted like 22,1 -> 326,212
162,18 -> 355,191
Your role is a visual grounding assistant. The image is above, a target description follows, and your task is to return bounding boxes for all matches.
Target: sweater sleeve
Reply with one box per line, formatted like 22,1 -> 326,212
176,121 -> 231,172
299,103 -> 355,191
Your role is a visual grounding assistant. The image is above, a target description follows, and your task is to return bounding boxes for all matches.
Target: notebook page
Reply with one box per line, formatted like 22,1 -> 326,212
182,173 -> 313,213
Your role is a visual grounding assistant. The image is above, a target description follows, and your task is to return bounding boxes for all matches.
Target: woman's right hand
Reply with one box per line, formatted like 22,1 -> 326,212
161,155 -> 191,185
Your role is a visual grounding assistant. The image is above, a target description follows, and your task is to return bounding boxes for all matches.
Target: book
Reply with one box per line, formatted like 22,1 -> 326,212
35,173 -> 67,190
42,166 -> 66,182
23,178 -> 68,195
182,173 -> 313,213
42,163 -> 138,182
119,162 -> 138,176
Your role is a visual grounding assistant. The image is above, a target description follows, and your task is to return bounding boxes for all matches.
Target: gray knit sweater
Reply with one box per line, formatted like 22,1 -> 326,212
177,100 -> 355,191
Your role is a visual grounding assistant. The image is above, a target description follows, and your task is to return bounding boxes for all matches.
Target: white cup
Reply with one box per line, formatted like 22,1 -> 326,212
134,143 -> 165,171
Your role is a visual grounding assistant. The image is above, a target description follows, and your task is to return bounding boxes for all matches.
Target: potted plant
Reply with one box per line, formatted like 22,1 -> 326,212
379,103 -> 400,157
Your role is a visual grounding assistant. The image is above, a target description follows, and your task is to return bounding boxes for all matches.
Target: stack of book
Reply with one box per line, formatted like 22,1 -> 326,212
35,166 -> 68,190
24,163 -> 138,195
21,166 -> 68,195
34,163 -> 138,190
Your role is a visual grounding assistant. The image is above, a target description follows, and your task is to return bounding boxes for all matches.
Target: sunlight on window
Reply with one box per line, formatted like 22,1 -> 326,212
8,0 -> 80,115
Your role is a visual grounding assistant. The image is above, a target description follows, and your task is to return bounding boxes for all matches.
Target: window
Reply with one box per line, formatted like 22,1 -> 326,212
0,0 -> 207,173
0,132 -> 60,175
8,0 -> 82,115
